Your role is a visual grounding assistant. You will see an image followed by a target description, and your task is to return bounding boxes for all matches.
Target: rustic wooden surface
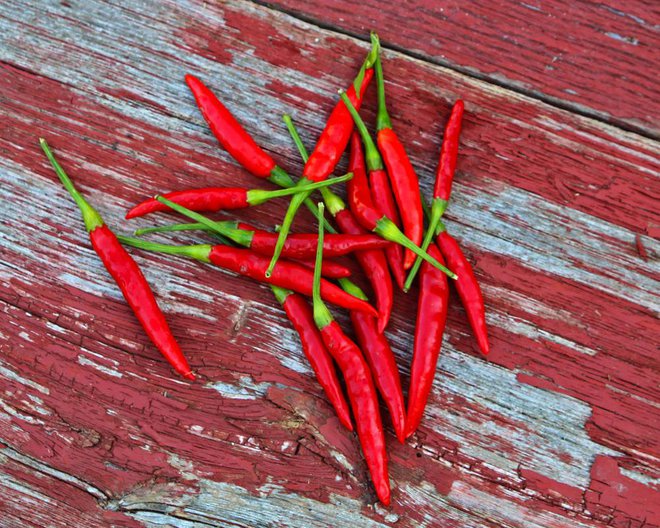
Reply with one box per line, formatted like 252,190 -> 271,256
1,1 -> 658,526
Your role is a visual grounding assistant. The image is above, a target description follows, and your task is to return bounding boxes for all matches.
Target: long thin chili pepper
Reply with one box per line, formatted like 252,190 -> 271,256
185,74 -> 334,232
421,199 -> 490,356
339,279 -> 406,443
312,204 -> 390,506
288,257 -> 351,279
125,174 -> 351,219
404,100 -> 465,290
272,286 -> 353,431
339,91 -> 457,280
435,223 -> 489,356
115,235 -> 377,316
374,49 -> 423,269
265,39 -> 380,278
348,132 -> 406,290
134,222 -> 390,258
283,115 -> 393,333
405,243 -> 449,438
40,139 -> 194,380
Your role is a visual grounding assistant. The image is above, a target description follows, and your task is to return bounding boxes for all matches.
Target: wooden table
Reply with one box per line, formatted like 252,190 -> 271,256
1,1 -> 658,526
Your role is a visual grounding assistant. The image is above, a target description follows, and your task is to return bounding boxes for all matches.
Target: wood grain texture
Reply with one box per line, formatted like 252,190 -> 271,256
263,0 -> 660,138
1,0 -> 659,526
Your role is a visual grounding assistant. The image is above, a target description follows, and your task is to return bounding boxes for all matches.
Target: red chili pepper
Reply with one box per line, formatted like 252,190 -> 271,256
40,139 -> 194,380
134,221 -> 388,259
125,174 -> 351,220
283,115 -> 394,333
312,204 -> 390,506
348,132 -> 406,290
405,244 -> 449,438
288,257 -> 351,279
116,236 -> 377,317
435,224 -> 489,356
339,92 -> 457,280
339,280 -> 406,443
405,100 -> 465,290
272,286 -> 353,431
185,74 -> 332,230
265,38 -> 380,278
374,53 -> 423,269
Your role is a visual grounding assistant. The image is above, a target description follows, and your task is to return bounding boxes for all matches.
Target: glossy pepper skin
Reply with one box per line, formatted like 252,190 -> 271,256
433,100 -> 465,207
404,100 -> 465,290
350,310 -> 406,443
125,175 -> 350,220
405,244 -> 449,437
320,321 -> 390,505
289,257 -> 351,279
436,228 -> 489,356
311,203 -> 390,506
265,39 -> 379,278
334,209 -> 393,333
282,114 -> 394,334
186,74 -> 276,178
273,288 -> 353,431
339,92 -> 456,280
374,55 -> 423,269
302,70 -> 374,183
40,139 -> 194,380
207,247 -> 375,315
116,237 -> 377,317
348,133 -> 406,290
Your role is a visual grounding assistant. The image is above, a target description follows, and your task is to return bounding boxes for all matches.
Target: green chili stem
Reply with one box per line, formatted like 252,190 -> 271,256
116,235 -> 212,262
339,91 -> 383,172
312,203 -> 333,328
135,221 -> 239,237
374,217 -> 457,279
352,32 -> 380,96
403,198 -> 444,291
374,52 -> 392,132
40,138 -> 104,232
154,196 -> 254,247
282,115 -> 347,217
247,173 -> 353,205
271,285 -> 293,305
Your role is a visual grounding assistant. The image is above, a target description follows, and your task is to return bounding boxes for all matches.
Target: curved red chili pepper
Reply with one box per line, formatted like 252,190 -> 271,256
405,244 -> 449,438
311,204 -> 390,506
374,56 -> 423,269
273,287 -> 353,431
348,133 -> 406,290
265,40 -> 380,277
126,175 -> 350,220
436,228 -> 489,356
320,321 -> 390,505
289,257 -> 351,279
334,209 -> 392,334
115,236 -> 377,317
404,100 -> 465,290
349,309 -> 406,443
302,71 -> 375,183
186,74 -> 276,178
40,139 -> 194,380
339,92 -> 457,280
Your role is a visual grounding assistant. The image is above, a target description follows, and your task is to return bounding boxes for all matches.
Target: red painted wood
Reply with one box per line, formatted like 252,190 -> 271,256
1,0 -> 658,525
267,0 -> 660,136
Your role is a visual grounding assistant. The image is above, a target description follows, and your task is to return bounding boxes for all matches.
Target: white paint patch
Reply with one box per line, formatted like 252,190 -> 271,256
77,355 -> 123,378
448,480 -> 597,528
427,346 -> 619,488
0,363 -> 50,395
207,376 -> 271,400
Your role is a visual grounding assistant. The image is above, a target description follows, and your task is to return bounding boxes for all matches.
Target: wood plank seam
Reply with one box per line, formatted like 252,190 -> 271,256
247,0 -> 660,141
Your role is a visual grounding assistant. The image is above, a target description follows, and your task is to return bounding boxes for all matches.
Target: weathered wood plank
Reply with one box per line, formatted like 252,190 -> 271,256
263,0 -> 660,137
1,0 -> 658,526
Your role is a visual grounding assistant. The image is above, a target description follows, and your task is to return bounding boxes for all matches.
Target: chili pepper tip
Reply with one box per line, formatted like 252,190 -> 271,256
183,371 -> 195,381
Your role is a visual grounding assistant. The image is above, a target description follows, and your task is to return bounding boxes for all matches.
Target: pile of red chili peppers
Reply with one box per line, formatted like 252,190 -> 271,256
40,32 -> 489,506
